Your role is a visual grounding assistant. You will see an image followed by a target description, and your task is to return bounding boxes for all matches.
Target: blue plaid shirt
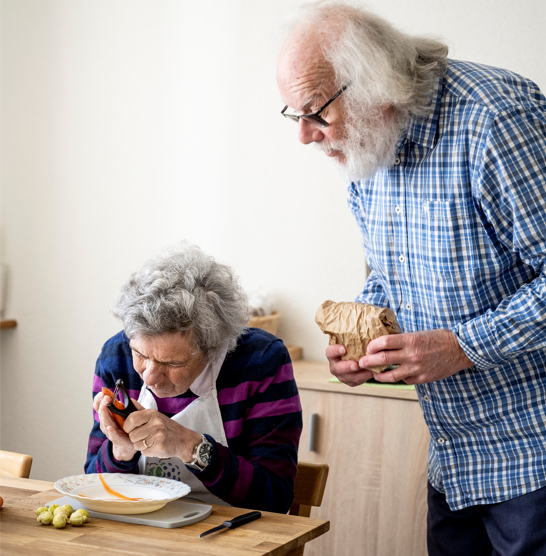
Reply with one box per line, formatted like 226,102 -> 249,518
349,59 -> 546,510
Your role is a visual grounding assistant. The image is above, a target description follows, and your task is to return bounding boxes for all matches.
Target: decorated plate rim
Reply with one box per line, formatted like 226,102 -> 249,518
54,472 -> 191,503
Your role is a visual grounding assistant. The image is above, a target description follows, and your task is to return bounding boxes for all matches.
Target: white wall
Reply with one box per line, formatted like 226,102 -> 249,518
1,0 -> 545,482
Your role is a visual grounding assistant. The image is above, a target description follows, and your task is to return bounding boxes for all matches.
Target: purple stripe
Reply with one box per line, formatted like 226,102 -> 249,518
223,418 -> 244,439
93,374 -> 105,393
247,395 -> 302,420
93,409 -> 100,423
88,435 -> 105,453
257,363 -> 294,393
217,363 -> 295,406
127,388 -> 141,401
154,395 -> 195,414
248,427 -> 302,448
254,458 -> 297,480
228,457 -> 253,503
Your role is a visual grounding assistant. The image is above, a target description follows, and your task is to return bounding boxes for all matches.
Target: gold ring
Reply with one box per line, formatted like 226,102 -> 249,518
143,439 -> 148,449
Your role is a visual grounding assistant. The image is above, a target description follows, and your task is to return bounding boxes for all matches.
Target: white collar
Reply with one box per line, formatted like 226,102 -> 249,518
189,349 -> 227,398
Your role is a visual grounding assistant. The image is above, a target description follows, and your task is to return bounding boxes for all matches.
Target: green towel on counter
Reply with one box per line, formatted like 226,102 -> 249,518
328,377 -> 416,391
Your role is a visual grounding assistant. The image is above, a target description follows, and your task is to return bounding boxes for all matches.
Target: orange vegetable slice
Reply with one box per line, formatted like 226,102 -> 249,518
98,474 -> 143,501
101,387 -> 126,428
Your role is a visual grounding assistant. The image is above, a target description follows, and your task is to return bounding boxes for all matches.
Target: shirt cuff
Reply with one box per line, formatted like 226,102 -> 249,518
103,440 -> 141,472
451,312 -> 513,369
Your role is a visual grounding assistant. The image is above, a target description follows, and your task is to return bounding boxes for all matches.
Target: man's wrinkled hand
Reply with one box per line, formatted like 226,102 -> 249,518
359,329 -> 474,384
326,344 -> 375,387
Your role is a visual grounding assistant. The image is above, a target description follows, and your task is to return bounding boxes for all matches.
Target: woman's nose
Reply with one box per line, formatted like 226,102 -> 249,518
298,119 -> 324,144
143,361 -> 163,383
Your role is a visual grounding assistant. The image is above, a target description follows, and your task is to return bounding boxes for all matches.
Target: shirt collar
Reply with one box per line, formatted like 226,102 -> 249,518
403,73 -> 445,150
189,349 -> 227,398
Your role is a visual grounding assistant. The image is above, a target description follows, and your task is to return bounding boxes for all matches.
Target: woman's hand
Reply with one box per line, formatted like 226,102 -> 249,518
93,392 -> 138,462
123,406 -> 203,463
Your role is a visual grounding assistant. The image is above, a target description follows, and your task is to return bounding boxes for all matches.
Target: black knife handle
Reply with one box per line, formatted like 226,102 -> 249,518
225,511 -> 261,529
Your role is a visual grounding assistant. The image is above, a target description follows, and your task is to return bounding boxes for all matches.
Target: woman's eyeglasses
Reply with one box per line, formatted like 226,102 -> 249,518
281,83 -> 350,128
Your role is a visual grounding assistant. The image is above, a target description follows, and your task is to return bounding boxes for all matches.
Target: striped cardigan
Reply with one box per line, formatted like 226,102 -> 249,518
85,328 -> 302,513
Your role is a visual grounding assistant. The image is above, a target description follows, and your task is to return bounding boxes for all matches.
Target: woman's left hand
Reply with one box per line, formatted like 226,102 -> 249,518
124,400 -> 203,462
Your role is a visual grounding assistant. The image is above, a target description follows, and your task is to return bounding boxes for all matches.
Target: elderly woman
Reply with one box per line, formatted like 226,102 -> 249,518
85,243 -> 302,513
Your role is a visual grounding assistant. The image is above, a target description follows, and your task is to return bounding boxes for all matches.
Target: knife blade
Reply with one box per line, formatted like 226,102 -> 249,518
199,511 -> 262,538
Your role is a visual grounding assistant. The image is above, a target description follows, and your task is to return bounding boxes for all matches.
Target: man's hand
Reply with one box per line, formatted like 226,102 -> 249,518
124,405 -> 202,463
326,344 -> 376,387
327,329 -> 474,386
360,329 -> 474,384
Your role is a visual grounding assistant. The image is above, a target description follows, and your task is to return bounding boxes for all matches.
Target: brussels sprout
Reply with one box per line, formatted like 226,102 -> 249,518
37,511 -> 54,525
48,504 -> 59,513
35,506 -> 49,516
74,509 -> 89,522
62,504 -> 74,515
69,514 -> 84,527
52,513 -> 68,529
53,507 -> 69,517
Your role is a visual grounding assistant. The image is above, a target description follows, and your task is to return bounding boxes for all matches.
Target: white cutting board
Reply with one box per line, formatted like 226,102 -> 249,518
47,495 -> 212,529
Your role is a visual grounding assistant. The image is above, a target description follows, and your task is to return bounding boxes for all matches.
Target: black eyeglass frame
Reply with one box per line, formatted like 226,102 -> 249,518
281,83 -> 350,128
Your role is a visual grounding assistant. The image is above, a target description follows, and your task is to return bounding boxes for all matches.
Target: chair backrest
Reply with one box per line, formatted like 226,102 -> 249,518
0,450 -> 33,478
286,462 -> 329,556
290,461 -> 329,517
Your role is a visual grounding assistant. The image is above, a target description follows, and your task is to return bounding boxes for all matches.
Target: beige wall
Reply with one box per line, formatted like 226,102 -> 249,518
1,0 -> 545,481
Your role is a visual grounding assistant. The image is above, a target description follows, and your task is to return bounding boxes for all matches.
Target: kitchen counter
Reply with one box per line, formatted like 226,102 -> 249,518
292,359 -> 429,556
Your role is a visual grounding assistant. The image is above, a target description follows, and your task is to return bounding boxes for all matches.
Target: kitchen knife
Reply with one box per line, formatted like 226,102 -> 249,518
199,511 -> 262,538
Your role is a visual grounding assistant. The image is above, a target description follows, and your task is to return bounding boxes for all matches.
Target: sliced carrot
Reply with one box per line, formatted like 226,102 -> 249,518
99,474 -> 143,501
101,387 -> 126,428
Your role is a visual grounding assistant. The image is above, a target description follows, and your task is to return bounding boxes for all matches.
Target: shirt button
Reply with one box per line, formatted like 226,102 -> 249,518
405,302 -> 412,310
395,206 -> 401,214
424,395 -> 430,402
437,438 -> 446,445
394,157 -> 401,165
398,255 -> 406,263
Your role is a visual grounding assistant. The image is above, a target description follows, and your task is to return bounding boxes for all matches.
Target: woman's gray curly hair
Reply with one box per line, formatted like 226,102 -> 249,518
284,1 -> 449,121
111,242 -> 250,362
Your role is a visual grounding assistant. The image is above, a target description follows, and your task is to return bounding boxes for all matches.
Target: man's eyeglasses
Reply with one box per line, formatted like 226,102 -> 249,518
281,83 -> 350,128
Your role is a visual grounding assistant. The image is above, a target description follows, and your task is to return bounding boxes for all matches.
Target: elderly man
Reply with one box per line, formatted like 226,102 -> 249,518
86,242 -> 302,513
277,1 -> 546,554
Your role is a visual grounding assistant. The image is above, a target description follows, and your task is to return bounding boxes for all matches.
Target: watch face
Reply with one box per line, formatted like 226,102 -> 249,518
198,442 -> 212,465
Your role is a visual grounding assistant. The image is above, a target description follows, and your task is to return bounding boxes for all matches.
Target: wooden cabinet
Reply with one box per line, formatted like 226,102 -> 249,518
293,361 -> 430,556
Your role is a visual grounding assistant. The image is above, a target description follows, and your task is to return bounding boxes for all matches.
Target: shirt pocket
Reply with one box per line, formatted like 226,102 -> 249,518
419,199 -> 477,277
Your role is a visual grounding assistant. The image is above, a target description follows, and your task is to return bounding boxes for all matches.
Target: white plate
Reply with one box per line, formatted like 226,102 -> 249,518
54,473 -> 191,515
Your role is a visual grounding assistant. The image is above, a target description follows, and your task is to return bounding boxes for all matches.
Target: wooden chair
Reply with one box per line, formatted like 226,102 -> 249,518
0,450 -> 33,478
286,462 -> 329,556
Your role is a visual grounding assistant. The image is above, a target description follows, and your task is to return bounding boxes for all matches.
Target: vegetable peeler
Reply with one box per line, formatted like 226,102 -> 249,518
107,379 -> 139,419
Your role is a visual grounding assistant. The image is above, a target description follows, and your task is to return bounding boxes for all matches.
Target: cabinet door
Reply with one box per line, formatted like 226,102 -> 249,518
298,388 -> 430,556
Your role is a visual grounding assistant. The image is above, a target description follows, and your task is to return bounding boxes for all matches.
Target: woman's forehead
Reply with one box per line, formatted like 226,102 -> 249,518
130,332 -> 193,360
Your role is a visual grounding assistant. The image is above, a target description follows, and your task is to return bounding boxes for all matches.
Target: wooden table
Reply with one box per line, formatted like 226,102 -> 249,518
0,476 -> 329,556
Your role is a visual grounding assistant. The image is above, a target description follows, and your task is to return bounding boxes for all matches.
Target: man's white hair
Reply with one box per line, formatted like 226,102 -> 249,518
284,0 -> 449,120
282,1 -> 449,181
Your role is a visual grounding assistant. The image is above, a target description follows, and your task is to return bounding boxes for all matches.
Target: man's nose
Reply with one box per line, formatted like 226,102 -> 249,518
298,119 -> 324,144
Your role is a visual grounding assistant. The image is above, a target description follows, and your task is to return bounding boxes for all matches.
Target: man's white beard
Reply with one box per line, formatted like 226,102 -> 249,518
316,108 -> 407,182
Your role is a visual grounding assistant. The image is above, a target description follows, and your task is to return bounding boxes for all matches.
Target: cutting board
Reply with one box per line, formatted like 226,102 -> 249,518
47,495 -> 212,529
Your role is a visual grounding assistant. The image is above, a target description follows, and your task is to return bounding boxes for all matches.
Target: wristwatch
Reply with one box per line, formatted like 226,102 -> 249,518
185,435 -> 213,471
